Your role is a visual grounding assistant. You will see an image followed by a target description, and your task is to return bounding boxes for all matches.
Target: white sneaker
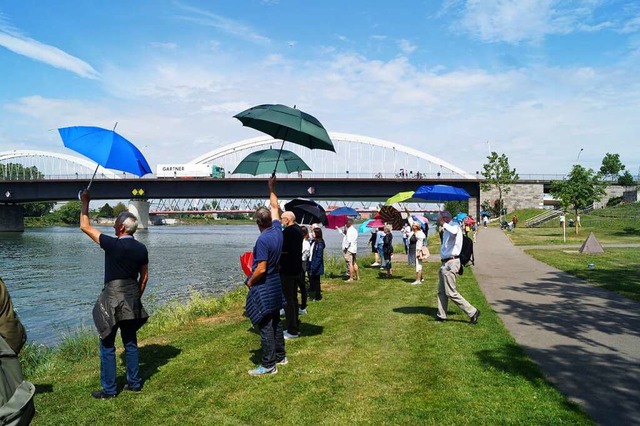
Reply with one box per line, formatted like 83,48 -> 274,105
371,262 -> 380,266
298,308 -> 308,315
279,308 -> 285,316
411,280 -> 422,285
283,331 -> 300,340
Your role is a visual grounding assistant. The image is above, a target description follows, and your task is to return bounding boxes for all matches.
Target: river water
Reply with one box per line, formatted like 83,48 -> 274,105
0,224 -> 379,346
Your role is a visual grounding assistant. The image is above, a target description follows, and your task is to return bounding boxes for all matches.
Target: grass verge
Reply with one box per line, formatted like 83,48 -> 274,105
26,257 -> 591,425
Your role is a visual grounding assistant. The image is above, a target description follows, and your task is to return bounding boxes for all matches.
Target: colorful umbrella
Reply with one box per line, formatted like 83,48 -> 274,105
413,184 -> 470,202
233,104 -> 335,175
379,205 -> 404,230
358,219 -> 374,233
464,216 -> 476,225
413,215 -> 429,225
59,125 -> 152,189
328,206 -> 359,216
232,149 -> 311,175
365,219 -> 385,229
453,212 -> 468,222
385,191 -> 416,205
240,251 -> 254,277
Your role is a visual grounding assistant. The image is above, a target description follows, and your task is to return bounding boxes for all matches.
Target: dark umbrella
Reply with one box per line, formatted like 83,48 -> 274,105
379,205 -> 404,230
328,206 -> 359,217
232,149 -> 311,175
284,198 -> 327,225
234,104 -> 335,174
413,184 -> 470,202
58,125 -> 152,190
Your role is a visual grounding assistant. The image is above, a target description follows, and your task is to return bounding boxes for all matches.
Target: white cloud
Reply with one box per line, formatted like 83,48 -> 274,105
619,15 -> 640,33
453,0 -> 607,44
174,2 -> 271,45
149,42 -> 178,50
0,26 -> 99,79
397,39 -> 417,54
3,49 -> 639,175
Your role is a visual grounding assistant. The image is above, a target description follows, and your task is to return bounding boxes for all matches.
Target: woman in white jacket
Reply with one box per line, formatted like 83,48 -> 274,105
407,216 -> 427,285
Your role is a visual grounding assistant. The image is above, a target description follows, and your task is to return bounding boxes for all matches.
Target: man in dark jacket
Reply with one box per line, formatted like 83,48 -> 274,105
80,190 -> 149,398
245,177 -> 286,376
280,210 -> 304,340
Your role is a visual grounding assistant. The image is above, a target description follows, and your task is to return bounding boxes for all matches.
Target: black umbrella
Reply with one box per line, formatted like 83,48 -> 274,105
284,198 -> 327,225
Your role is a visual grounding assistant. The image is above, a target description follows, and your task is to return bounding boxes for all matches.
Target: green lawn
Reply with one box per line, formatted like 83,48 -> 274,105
27,257 -> 590,425
526,248 -> 640,302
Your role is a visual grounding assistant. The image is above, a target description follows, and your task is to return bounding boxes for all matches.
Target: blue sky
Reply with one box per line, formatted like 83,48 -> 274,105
1,0 -> 639,176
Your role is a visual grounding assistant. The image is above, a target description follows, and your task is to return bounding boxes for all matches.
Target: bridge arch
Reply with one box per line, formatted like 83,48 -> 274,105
189,132 -> 475,179
0,150 -> 121,179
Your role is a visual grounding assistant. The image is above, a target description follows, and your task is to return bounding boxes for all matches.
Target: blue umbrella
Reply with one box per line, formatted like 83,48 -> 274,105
453,213 -> 468,222
413,184 -> 470,202
58,125 -> 152,189
358,219 -> 374,233
329,206 -> 359,217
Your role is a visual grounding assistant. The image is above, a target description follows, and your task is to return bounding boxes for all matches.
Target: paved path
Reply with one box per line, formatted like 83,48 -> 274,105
472,228 -> 640,426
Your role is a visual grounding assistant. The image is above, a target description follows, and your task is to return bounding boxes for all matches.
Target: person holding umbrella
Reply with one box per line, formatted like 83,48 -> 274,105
244,177 -> 287,375
80,190 -> 149,398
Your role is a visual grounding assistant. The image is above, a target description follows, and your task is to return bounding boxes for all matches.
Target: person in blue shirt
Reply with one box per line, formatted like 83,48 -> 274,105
245,177 -> 287,376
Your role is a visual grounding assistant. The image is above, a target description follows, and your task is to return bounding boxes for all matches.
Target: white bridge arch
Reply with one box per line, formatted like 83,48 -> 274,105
189,132 -> 475,179
0,150 -> 121,179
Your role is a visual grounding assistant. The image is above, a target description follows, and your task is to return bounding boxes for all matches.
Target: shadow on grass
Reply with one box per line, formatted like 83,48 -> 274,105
34,384 -> 53,394
612,227 -> 640,236
119,344 -> 181,384
393,306 -> 438,316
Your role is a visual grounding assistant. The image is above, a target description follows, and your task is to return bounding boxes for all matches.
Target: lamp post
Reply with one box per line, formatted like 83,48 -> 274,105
576,148 -> 584,162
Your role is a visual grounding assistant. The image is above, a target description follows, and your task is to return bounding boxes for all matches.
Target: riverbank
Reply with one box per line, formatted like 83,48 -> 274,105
26,254 -> 589,425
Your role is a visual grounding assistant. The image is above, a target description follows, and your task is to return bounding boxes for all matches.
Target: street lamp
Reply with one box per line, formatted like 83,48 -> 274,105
576,148 -> 584,162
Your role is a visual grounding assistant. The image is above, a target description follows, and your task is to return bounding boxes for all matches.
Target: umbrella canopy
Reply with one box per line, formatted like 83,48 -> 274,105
358,219 -> 374,233
413,184 -> 470,202
464,216 -> 476,225
58,126 -> 152,177
453,212 -> 468,222
234,104 -> 335,152
232,149 -> 311,175
379,205 -> 404,230
327,215 -> 348,229
365,219 -> 386,229
385,191 -> 420,206
240,251 -> 254,277
480,211 -> 491,217
412,215 -> 430,225
284,198 -> 327,225
328,206 -> 359,217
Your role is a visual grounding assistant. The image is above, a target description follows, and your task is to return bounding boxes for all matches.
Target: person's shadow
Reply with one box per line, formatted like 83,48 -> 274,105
118,344 -> 181,385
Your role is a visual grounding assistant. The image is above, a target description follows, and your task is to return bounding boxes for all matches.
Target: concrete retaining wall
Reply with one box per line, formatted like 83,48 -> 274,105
0,204 -> 24,232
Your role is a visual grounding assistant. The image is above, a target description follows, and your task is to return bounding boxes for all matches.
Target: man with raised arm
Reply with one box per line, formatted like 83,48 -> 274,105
245,176 -> 287,376
436,211 -> 480,325
80,190 -> 149,398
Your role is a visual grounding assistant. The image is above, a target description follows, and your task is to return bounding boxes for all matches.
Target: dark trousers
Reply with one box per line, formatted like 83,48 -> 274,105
309,274 -> 322,300
258,311 -> 285,369
99,320 -> 141,394
298,268 -> 308,310
281,273 -> 301,335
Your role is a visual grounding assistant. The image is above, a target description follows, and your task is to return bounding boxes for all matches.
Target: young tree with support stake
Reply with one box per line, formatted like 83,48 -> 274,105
550,165 -> 606,235
480,151 -> 519,223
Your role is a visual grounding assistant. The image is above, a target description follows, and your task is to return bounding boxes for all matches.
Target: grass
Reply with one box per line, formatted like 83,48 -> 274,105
26,255 -> 591,425
525,248 -> 640,302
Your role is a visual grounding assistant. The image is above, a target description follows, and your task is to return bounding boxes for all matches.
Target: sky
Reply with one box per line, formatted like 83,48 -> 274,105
1,0 -> 639,177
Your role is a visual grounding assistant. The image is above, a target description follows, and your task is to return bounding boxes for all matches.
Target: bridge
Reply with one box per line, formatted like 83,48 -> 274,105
0,132 -> 521,231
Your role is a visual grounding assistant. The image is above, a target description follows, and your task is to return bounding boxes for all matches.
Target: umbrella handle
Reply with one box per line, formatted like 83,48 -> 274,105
272,135 -> 287,175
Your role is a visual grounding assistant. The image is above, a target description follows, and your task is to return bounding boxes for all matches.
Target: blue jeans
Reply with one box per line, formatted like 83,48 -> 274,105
99,320 -> 141,394
258,311 -> 286,369
377,244 -> 384,264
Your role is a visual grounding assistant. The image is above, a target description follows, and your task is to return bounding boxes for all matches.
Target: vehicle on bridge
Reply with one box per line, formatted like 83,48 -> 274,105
156,164 -> 225,179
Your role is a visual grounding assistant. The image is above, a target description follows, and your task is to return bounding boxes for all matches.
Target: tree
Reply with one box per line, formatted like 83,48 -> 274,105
23,202 -> 54,217
112,202 -> 128,217
599,153 -> 625,181
480,151 -> 519,222
550,165 -> 606,234
97,203 -> 114,218
52,201 -> 82,225
0,163 -> 44,180
617,171 -> 635,186
444,200 -> 469,216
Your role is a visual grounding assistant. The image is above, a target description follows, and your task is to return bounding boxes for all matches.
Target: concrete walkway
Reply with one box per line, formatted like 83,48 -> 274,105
472,228 -> 640,426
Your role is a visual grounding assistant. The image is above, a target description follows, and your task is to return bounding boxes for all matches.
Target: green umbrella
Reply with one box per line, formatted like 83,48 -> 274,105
385,191 -> 416,205
234,104 -> 335,174
232,149 -> 312,176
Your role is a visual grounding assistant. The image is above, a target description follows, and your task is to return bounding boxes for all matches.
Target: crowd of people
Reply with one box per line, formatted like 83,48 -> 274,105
1,176 -> 483,411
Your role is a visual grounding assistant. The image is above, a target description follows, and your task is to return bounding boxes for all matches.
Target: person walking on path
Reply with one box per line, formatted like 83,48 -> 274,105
512,214 -> 518,229
245,177 -> 287,376
308,227 -> 325,301
280,211 -> 304,340
341,218 -> 360,281
80,190 -> 149,398
436,211 -> 480,324
407,216 -> 426,285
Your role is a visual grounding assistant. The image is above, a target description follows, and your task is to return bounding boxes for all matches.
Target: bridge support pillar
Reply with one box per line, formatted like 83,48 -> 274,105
128,200 -> 150,230
469,196 -> 480,221
0,204 -> 24,232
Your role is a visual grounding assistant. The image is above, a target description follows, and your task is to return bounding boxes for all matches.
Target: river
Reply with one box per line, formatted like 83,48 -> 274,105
0,224 -> 382,346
